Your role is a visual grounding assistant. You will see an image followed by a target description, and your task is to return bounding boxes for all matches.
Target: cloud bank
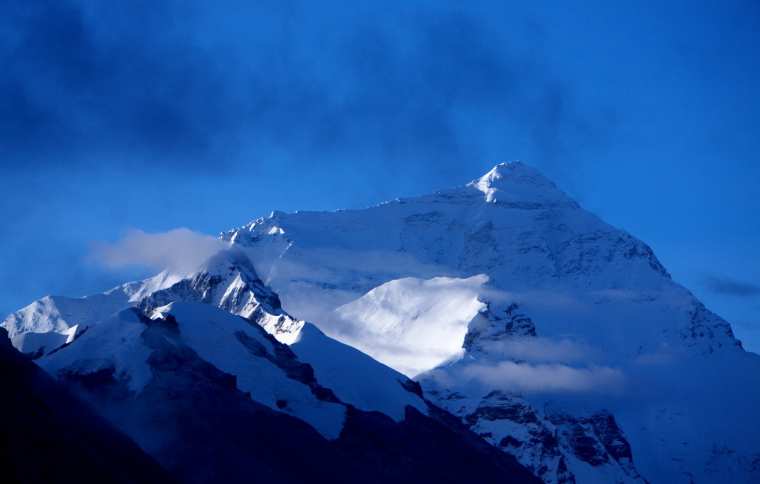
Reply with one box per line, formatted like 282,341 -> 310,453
1,0 -> 610,180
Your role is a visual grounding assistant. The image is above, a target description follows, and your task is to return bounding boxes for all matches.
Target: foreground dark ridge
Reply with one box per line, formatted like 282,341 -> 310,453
0,328 -> 173,484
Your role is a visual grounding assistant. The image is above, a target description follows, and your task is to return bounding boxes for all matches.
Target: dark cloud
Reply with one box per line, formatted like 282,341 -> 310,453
0,0 -> 612,178
704,275 -> 760,297
1,1 -> 235,170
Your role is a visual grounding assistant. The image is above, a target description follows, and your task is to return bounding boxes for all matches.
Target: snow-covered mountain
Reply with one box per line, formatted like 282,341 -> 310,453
2,271 -> 181,357
4,162 -> 758,483
217,162 -> 760,483
2,246 -> 537,483
139,249 -> 304,343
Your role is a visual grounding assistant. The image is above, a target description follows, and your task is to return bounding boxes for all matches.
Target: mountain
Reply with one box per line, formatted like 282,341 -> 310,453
140,249 -> 304,343
4,162 -> 759,483
0,327 -> 173,484
2,271 -> 180,357
219,162 -> 760,483
3,250 -> 537,483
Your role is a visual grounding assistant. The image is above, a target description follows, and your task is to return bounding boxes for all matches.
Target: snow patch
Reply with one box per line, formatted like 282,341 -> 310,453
333,275 -> 488,376
91,228 -> 226,273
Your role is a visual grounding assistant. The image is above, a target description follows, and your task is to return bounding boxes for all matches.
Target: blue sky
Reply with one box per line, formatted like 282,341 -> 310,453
1,1 -> 759,351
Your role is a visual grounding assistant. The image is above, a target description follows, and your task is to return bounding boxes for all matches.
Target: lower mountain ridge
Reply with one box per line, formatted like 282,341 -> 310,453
3,252 -> 537,484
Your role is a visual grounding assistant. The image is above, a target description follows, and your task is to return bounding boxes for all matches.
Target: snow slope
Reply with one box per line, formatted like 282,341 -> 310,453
1,271 -> 179,357
332,274 -> 487,376
36,297 -> 434,438
151,302 -> 346,438
291,322 -> 427,420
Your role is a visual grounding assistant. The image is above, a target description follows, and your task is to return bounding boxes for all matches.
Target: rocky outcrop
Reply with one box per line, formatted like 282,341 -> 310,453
680,300 -> 742,354
140,249 -> 304,343
427,389 -> 646,484
464,302 -> 538,353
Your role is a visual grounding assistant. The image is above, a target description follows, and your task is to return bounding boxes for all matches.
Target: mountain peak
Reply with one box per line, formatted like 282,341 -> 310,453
481,161 -> 527,178
467,161 -> 575,207
196,247 -> 258,279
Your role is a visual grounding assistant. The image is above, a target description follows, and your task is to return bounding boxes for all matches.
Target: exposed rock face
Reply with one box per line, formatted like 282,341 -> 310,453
464,302 -> 537,352
681,300 -> 742,354
140,249 -> 304,343
586,412 -> 638,472
428,388 -> 646,484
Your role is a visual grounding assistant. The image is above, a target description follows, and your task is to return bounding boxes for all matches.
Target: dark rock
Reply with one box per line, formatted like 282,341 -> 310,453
499,436 -> 523,448
587,411 -> 633,463
466,401 -> 539,426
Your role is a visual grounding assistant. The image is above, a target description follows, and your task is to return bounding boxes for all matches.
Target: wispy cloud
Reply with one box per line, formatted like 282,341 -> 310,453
430,360 -> 624,395
0,0 -> 612,179
704,275 -> 760,297
476,337 -> 599,364
91,228 -> 224,273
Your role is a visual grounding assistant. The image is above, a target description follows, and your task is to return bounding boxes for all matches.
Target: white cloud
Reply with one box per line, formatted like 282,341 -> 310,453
434,360 -> 624,395
91,228 -> 225,273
